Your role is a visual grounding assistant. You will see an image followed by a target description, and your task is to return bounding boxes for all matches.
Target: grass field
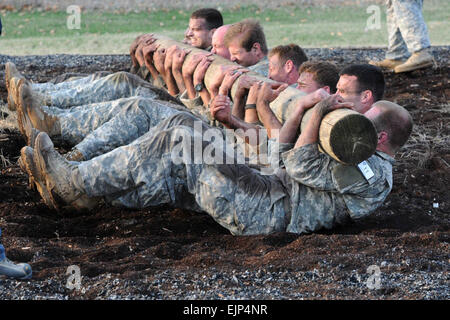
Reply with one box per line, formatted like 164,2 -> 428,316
0,2 -> 449,55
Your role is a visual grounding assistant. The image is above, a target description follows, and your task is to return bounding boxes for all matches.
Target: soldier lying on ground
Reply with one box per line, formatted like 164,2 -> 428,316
20,92 -> 413,236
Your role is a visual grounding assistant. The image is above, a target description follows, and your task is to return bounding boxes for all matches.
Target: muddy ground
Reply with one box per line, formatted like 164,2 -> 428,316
0,48 -> 448,301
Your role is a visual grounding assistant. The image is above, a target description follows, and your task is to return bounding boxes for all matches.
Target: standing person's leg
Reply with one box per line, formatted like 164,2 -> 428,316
393,0 -> 434,73
385,0 -> 410,61
393,0 -> 430,55
369,0 -> 408,69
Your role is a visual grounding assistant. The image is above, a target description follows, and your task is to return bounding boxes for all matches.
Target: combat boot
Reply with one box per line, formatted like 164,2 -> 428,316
10,77 -> 27,136
5,62 -> 24,111
33,132 -> 100,211
20,146 -> 54,209
394,49 -> 434,73
369,58 -> 405,70
19,82 -> 61,137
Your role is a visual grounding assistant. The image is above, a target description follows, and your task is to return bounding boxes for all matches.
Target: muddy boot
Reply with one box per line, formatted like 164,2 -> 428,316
20,146 -> 54,203
19,82 -> 61,138
5,62 -> 24,111
33,132 -> 100,211
64,148 -> 85,162
368,58 -> 405,70
10,77 -> 27,137
394,49 -> 435,73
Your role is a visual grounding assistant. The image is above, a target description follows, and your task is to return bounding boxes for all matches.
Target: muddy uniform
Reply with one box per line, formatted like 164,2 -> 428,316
385,0 -> 431,60
46,97 -> 184,160
74,112 -> 394,235
33,71 -> 161,108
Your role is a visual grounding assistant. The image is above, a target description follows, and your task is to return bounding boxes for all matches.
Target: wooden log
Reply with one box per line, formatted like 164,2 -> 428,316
150,35 -> 377,164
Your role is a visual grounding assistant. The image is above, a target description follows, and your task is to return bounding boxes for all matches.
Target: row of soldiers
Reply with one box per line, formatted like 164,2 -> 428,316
1,8 -> 415,280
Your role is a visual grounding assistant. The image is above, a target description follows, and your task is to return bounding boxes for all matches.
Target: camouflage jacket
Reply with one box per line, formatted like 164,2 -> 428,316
274,143 -> 395,234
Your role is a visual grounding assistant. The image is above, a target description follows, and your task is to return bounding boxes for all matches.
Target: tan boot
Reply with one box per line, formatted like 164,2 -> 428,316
368,58 -> 405,70
10,77 -> 27,137
5,62 -> 24,111
19,82 -> 61,137
33,132 -> 100,211
394,49 -> 434,73
20,146 -> 53,206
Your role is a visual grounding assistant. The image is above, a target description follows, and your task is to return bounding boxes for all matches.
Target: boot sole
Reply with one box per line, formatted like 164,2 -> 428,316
20,146 -> 55,210
33,135 -> 61,210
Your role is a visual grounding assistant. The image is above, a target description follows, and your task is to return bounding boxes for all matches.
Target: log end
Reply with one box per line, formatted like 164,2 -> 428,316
321,112 -> 378,165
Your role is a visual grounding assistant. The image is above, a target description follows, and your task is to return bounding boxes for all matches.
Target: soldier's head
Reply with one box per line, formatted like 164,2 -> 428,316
211,25 -> 231,60
184,8 -> 223,49
224,19 -> 268,67
365,100 -> 413,156
337,64 -> 385,114
296,61 -> 339,94
268,44 -> 308,85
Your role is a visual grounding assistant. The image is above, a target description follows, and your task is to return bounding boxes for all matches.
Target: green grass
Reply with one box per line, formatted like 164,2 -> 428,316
0,2 -> 449,55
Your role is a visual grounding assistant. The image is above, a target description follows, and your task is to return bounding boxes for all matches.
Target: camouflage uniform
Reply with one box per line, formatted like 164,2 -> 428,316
385,0 -> 431,60
249,56 -> 269,78
45,97 -> 184,160
36,71 -> 161,109
31,72 -> 108,93
74,112 -> 395,235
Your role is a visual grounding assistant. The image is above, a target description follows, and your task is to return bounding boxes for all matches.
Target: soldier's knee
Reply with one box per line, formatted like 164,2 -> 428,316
167,112 -> 200,128
110,71 -> 134,83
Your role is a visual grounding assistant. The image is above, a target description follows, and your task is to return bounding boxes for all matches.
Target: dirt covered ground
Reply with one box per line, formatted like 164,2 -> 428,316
0,48 -> 448,300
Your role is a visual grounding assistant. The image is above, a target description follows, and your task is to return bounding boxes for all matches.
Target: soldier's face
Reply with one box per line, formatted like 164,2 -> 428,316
211,29 -> 231,60
185,18 -> 213,49
228,40 -> 259,67
268,54 -> 288,83
336,75 -> 366,113
296,72 -> 322,94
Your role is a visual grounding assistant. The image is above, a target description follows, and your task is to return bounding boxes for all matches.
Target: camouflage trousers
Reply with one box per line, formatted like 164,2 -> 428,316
76,112 -> 289,235
45,97 -> 184,160
386,0 -> 431,60
33,71 -> 159,108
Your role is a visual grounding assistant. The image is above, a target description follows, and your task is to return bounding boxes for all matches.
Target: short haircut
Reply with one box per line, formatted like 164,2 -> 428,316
339,64 -> 385,102
299,61 -> 339,93
191,8 -> 223,30
371,101 -> 413,151
269,44 -> 308,70
224,19 -> 268,54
